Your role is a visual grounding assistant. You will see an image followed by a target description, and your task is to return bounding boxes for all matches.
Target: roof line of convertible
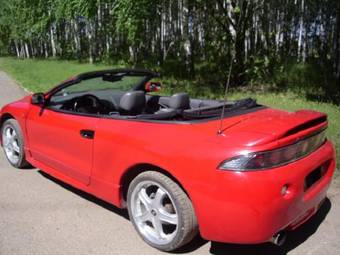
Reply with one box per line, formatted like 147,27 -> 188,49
75,68 -> 160,80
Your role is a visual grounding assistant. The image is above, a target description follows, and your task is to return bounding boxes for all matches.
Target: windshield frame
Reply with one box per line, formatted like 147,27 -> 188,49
45,68 -> 159,99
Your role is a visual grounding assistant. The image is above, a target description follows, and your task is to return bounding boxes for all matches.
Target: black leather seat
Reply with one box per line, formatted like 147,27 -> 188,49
168,93 -> 190,110
154,93 -> 190,117
119,91 -> 146,115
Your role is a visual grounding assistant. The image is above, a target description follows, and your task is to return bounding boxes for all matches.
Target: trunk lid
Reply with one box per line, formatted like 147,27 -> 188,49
193,108 -> 327,147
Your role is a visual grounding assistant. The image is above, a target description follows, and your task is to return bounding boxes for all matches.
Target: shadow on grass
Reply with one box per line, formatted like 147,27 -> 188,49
37,170 -> 331,254
306,93 -> 340,106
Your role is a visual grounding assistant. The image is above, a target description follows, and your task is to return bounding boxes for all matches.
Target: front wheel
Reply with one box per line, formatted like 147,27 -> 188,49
127,171 -> 198,252
1,119 -> 30,168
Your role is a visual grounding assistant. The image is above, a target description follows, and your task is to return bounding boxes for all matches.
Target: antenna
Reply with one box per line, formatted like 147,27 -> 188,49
217,52 -> 235,134
217,3 -> 243,135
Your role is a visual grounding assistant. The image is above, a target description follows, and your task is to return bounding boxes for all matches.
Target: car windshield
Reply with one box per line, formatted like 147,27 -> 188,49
54,74 -> 146,96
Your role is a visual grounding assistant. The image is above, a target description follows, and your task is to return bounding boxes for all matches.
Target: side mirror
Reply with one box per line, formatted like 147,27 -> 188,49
145,81 -> 162,92
31,93 -> 46,105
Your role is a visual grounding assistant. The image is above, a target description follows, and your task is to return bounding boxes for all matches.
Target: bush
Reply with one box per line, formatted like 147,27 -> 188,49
273,60 -> 338,104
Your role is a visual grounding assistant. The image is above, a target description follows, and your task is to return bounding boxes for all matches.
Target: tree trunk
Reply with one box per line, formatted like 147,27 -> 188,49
14,40 -> 20,58
226,0 -> 236,40
24,42 -> 30,58
298,0 -> 305,62
86,22 -> 94,64
233,0 -> 249,86
161,1 -> 166,61
106,35 -> 110,55
50,24 -> 57,58
334,2 -> 340,84
44,42 -> 49,58
72,20 -> 81,59
19,41 -> 25,58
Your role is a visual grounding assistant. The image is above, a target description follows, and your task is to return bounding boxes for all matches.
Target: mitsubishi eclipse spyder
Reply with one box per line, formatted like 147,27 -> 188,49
0,69 -> 336,251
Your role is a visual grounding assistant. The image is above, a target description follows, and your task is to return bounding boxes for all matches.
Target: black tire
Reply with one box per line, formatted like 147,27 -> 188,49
127,171 -> 198,252
1,119 -> 30,168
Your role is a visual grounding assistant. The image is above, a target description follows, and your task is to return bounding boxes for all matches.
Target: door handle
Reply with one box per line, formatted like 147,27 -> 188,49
80,129 -> 95,139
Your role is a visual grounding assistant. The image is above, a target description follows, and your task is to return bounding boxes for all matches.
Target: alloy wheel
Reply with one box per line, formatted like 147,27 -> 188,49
130,180 -> 179,246
2,125 -> 21,165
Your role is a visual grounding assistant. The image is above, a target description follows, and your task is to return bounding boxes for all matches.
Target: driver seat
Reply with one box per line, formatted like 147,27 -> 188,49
119,91 -> 146,115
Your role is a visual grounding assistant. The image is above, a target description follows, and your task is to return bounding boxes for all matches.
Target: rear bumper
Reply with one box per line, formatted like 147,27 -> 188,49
194,140 -> 336,244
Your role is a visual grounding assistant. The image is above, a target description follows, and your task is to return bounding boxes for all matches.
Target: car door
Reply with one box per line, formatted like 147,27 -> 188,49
26,104 -> 96,185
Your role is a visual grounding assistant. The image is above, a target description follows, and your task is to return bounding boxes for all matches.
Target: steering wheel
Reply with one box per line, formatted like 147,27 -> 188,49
73,94 -> 104,114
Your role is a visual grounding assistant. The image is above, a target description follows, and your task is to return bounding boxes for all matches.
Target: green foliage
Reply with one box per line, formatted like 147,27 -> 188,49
114,0 -> 156,42
245,56 -> 271,84
272,61 -> 339,104
0,0 -> 338,104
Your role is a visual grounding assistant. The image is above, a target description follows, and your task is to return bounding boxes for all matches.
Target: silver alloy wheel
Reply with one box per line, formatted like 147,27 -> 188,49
130,180 -> 179,246
2,125 -> 20,165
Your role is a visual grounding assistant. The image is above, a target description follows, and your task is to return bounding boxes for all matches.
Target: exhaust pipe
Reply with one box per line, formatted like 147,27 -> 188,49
270,231 -> 287,246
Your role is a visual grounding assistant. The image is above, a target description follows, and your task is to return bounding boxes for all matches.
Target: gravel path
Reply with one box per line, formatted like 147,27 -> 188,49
0,70 -> 339,255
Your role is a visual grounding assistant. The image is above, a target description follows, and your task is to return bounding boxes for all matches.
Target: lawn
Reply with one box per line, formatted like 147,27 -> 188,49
0,57 -> 339,172
0,57 -> 115,92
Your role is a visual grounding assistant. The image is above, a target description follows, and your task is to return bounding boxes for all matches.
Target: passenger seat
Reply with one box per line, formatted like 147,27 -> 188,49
119,91 -> 146,115
155,92 -> 190,116
168,93 -> 190,111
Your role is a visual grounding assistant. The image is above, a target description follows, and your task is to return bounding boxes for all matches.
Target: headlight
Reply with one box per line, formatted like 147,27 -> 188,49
218,129 -> 326,171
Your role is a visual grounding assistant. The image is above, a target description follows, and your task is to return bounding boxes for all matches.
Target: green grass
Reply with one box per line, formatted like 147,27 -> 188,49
0,57 -> 339,172
0,57 -> 114,92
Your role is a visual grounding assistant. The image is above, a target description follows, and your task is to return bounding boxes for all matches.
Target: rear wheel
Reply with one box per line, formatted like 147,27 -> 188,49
127,171 -> 198,251
1,119 -> 30,168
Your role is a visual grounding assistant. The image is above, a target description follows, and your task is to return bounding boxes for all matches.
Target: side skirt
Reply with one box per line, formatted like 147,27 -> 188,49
26,156 -> 122,209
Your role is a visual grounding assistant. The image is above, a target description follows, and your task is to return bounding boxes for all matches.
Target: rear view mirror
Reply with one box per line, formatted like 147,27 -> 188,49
103,74 -> 123,82
145,81 -> 162,92
31,93 -> 45,105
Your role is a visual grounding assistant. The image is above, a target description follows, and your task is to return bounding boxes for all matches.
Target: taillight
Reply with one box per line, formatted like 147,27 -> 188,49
218,129 -> 326,171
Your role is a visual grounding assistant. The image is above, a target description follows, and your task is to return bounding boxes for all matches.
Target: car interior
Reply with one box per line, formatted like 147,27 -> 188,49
46,71 -> 260,121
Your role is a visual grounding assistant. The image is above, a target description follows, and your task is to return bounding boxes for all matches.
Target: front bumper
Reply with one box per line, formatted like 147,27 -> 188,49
194,140 -> 335,244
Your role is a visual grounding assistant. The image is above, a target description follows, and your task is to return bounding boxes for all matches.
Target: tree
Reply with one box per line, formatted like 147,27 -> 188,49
0,0 -> 338,98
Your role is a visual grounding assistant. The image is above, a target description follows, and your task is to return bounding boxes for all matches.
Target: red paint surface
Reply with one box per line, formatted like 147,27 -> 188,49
0,95 -> 336,244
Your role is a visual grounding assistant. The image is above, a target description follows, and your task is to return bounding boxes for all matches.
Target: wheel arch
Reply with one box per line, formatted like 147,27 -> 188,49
0,113 -> 15,144
0,113 -> 15,127
119,163 -> 191,207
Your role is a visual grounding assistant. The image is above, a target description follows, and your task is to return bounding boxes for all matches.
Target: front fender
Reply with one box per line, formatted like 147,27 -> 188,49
0,95 -> 32,149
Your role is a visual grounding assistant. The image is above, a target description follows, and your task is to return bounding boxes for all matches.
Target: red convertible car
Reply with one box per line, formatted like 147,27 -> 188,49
0,69 -> 336,251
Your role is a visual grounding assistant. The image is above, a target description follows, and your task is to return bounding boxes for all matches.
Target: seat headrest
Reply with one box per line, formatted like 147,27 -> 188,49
169,93 -> 190,110
119,91 -> 146,115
